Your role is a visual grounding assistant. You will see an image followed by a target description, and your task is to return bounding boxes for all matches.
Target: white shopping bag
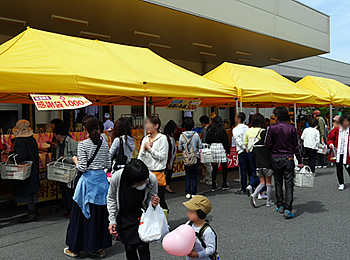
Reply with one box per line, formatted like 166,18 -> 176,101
317,143 -> 327,154
138,201 -> 169,243
200,144 -> 213,164
295,166 -> 315,188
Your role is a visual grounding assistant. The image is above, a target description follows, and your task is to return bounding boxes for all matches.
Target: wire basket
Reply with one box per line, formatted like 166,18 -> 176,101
47,158 -> 77,183
0,154 -> 32,180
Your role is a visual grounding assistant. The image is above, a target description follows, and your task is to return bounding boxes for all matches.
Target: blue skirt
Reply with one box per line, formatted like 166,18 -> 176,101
66,201 -> 112,253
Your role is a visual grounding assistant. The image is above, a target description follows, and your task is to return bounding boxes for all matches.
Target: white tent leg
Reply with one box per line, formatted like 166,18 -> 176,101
235,99 -> 239,114
294,103 -> 297,129
144,96 -> 147,137
330,104 -> 333,128
240,101 -> 243,113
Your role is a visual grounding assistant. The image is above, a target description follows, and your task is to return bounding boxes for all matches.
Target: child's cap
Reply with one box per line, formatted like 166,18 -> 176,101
183,195 -> 212,215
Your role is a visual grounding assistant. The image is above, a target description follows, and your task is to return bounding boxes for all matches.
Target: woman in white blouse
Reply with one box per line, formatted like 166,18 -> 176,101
138,116 -> 169,212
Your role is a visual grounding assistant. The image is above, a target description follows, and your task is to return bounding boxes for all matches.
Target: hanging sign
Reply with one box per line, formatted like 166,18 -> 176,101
31,94 -> 92,110
166,99 -> 201,111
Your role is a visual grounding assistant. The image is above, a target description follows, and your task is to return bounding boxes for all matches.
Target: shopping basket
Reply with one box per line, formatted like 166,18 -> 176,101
0,154 -> 32,180
47,157 -> 77,183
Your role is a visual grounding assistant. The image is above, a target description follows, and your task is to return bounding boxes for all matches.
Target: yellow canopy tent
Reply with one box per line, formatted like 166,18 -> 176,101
296,76 -> 350,107
0,28 -> 236,106
204,62 -> 320,107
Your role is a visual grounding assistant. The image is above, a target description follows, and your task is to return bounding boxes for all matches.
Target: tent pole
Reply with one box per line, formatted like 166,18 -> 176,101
294,103 -> 297,129
240,101 -> 243,113
144,97 -> 147,137
330,103 -> 333,128
235,99 -> 239,115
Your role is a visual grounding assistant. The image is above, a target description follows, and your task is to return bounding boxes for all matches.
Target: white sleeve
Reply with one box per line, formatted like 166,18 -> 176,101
197,228 -> 216,258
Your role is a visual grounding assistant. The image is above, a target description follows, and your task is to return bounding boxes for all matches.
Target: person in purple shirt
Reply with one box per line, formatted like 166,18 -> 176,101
265,107 -> 304,219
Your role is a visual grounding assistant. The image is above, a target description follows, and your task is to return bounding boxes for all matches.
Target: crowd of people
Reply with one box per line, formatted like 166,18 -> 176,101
1,105 -> 348,259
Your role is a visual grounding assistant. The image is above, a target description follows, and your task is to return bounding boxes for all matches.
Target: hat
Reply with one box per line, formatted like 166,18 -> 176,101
183,195 -> 212,215
12,120 -> 33,138
104,113 -> 110,119
333,115 -> 340,122
313,110 -> 321,116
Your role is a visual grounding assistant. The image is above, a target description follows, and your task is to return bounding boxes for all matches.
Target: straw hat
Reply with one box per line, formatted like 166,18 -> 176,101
12,120 -> 33,137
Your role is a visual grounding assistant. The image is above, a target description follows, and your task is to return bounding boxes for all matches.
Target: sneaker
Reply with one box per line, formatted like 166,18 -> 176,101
191,195 -> 196,198
323,166 -> 328,169
246,186 -> 253,196
250,195 -> 257,208
199,178 -> 207,184
63,247 -> 78,258
185,194 -> 191,199
222,182 -> 230,190
276,206 -> 284,214
211,185 -> 218,192
234,189 -> 248,195
206,180 -> 212,186
258,194 -> 267,200
88,249 -> 106,258
284,210 -> 294,219
316,166 -> 322,169
266,201 -> 275,207
338,184 -> 345,191
18,213 -> 38,223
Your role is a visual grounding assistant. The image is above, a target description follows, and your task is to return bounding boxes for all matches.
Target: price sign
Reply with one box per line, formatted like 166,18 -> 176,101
31,94 -> 92,110
167,99 -> 201,111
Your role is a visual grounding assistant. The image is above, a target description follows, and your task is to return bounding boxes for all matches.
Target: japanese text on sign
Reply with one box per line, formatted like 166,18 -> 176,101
167,99 -> 201,111
31,94 -> 92,110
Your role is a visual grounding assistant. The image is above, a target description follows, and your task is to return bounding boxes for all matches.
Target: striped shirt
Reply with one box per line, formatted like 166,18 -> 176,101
77,138 -> 111,172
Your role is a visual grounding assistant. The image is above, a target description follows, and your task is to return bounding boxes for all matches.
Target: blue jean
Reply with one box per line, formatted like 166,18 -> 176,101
238,152 -> 260,190
185,161 -> 199,195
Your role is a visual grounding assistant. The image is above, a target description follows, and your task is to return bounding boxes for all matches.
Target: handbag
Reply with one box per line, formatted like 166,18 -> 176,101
247,129 -> 262,153
138,201 -> 169,243
112,137 -> 128,171
73,138 -> 102,188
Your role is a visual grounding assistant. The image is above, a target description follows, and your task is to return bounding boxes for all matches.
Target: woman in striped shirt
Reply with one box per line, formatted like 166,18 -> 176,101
64,115 -> 112,258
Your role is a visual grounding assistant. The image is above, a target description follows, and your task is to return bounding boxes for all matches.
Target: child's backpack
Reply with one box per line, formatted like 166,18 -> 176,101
182,133 -> 198,166
188,221 -> 219,260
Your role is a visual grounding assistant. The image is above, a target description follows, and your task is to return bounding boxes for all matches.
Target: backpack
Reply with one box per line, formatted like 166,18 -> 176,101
247,129 -> 262,153
188,221 -> 218,260
112,137 -> 128,170
182,133 -> 198,166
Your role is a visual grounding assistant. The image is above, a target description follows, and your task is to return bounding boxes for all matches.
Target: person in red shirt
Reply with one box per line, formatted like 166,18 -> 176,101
327,115 -> 350,191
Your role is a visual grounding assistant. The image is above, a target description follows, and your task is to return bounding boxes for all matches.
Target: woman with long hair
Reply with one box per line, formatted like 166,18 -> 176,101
107,159 -> 160,260
163,120 -> 177,193
64,115 -> 111,258
206,116 -> 230,191
110,117 -> 135,170
138,116 -> 169,213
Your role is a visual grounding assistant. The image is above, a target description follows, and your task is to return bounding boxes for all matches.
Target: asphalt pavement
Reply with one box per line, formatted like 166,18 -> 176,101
1,167 -> 350,260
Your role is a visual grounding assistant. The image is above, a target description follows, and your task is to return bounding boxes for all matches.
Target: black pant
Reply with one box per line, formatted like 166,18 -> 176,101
125,242 -> 150,260
317,153 -> 327,167
305,148 -> 317,173
211,162 -> 228,189
165,168 -> 173,186
272,158 -> 294,211
336,155 -> 350,185
60,185 -> 74,212
158,186 -> 168,210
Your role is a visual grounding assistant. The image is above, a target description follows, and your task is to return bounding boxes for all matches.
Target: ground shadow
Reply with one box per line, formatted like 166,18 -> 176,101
293,200 -> 328,217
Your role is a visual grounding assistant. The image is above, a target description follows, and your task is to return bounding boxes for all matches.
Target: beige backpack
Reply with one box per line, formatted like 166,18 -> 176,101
182,133 -> 198,166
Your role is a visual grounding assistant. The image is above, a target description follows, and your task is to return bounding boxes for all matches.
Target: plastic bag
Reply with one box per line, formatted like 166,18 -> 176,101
200,144 -> 213,164
317,143 -> 327,154
138,201 -> 169,243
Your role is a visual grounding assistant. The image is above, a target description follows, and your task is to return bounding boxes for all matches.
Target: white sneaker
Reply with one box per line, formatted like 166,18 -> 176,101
246,186 -> 253,196
191,195 -> 196,198
258,194 -> 267,200
186,194 -> 191,199
323,166 -> 328,169
338,184 -> 345,191
316,166 -> 322,169
266,201 -> 275,207
250,195 -> 257,208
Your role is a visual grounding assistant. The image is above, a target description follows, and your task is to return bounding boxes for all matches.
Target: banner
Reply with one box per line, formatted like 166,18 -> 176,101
167,99 -> 201,111
31,94 -> 92,110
